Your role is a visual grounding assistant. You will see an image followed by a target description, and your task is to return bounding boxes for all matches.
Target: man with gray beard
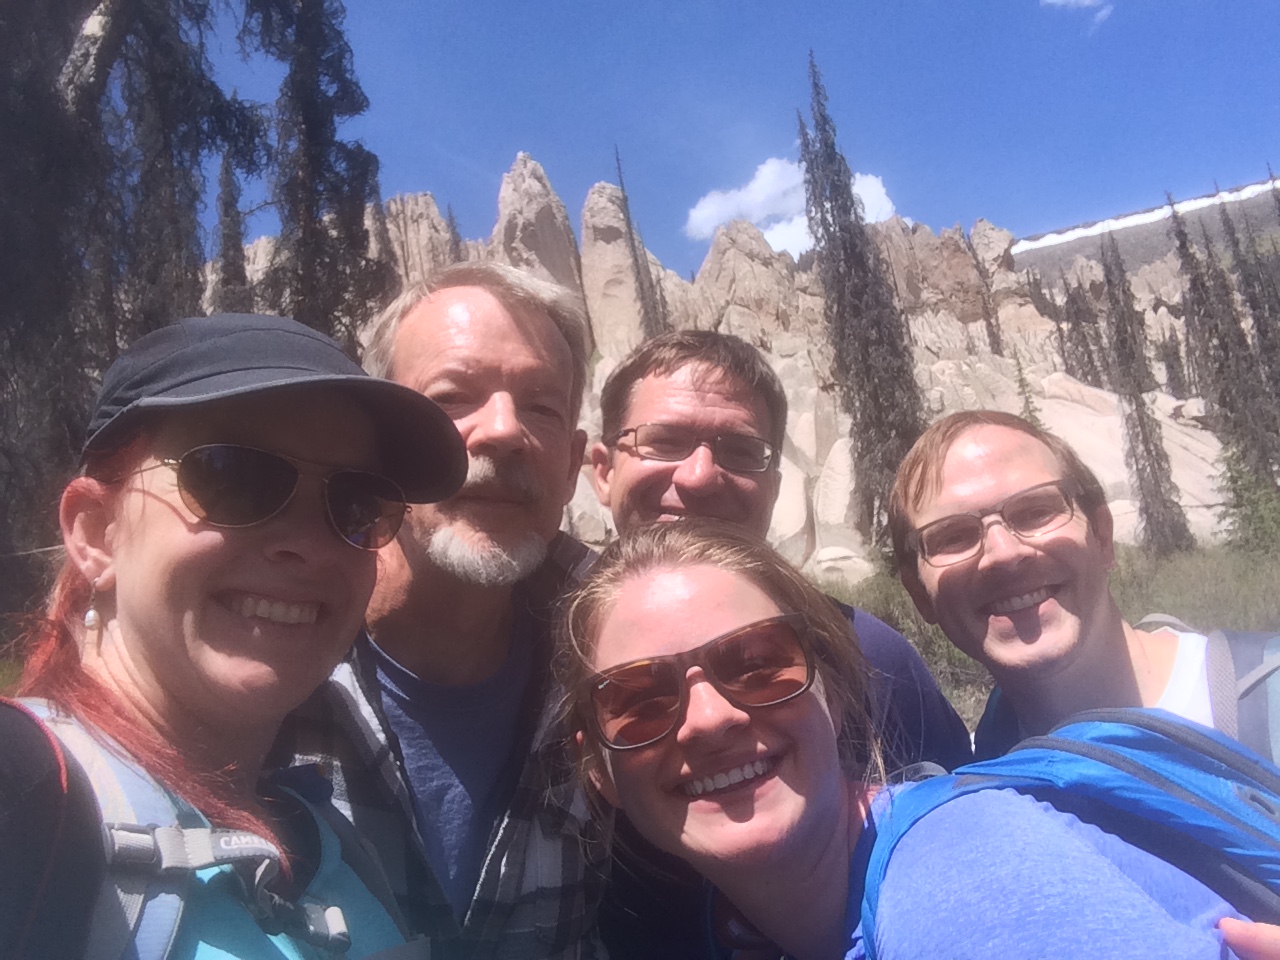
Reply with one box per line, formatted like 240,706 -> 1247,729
270,262 -> 604,960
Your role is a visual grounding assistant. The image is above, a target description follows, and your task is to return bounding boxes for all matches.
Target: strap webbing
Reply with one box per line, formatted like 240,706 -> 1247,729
1240,652 -> 1280,699
1207,631 -> 1240,739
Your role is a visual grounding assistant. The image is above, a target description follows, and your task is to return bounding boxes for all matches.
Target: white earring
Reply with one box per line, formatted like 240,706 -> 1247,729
84,577 -> 101,630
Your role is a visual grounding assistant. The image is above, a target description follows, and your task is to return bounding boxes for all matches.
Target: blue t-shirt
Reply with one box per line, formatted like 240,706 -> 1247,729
370,619 -> 534,920
845,786 -> 1243,959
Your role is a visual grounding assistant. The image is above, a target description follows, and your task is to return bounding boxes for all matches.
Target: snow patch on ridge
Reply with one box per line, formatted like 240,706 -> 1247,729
1011,179 -> 1280,254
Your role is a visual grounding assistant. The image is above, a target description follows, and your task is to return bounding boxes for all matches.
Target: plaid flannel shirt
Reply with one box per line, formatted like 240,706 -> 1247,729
269,535 -> 609,960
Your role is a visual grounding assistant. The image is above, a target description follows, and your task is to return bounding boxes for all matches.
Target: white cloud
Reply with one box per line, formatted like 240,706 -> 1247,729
853,173 -> 895,224
1040,0 -> 1115,30
762,214 -> 811,260
684,157 -> 805,241
684,159 -> 896,259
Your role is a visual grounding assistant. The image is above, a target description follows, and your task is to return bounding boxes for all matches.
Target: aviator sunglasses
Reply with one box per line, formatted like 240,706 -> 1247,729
143,443 -> 407,550
585,613 -> 815,751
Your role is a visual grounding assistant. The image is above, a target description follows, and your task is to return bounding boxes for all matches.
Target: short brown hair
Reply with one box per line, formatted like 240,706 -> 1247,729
559,518 -> 883,786
598,330 -> 787,452
363,261 -> 591,423
887,410 -> 1108,565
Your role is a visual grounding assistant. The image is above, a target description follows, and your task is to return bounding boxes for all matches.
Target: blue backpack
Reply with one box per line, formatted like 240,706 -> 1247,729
858,708 -> 1280,960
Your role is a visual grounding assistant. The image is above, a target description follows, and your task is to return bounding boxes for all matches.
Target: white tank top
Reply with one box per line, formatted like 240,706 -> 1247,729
1154,629 -> 1215,728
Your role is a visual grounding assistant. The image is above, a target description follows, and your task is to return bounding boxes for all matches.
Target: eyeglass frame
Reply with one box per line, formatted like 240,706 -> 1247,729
134,443 -> 409,551
580,612 -> 816,752
904,478 -> 1082,568
605,422 -> 779,474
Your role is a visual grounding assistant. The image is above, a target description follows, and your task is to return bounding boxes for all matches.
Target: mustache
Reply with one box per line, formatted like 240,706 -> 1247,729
458,454 -> 543,503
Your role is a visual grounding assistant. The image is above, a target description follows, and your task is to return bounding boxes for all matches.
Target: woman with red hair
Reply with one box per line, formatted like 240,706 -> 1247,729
1,313 -> 465,959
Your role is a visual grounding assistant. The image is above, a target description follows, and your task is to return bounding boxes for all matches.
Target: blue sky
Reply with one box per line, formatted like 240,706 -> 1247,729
209,0 -> 1280,279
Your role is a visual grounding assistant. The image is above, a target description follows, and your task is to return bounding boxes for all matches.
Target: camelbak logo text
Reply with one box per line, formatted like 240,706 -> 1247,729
218,834 -> 274,854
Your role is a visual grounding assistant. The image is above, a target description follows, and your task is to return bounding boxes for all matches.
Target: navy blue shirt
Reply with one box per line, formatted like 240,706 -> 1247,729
370,619 -> 534,920
838,602 -> 974,773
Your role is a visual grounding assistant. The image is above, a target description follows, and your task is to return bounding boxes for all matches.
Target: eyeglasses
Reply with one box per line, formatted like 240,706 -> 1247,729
584,614 -> 814,751
146,444 -> 407,550
906,480 -> 1079,568
607,423 -> 778,474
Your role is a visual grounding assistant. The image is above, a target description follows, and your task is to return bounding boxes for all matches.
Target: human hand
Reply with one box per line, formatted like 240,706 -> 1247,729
1220,917 -> 1280,960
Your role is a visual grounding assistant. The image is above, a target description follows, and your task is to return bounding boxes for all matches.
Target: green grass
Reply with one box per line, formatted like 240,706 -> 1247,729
821,572 -> 994,729
0,658 -> 20,695
822,545 -> 1280,731
1109,545 -> 1280,633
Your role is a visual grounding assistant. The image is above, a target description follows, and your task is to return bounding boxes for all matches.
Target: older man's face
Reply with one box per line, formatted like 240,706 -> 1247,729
590,363 -> 780,538
391,286 -> 584,585
900,424 -> 1116,682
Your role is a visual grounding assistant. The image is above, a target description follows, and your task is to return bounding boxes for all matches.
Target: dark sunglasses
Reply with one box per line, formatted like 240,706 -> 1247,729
906,479 -> 1078,567
149,443 -> 407,550
584,613 -> 814,751
607,423 -> 778,474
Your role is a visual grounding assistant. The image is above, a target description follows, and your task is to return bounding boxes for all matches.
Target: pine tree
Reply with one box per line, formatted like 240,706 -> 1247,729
212,152 -> 255,313
1,0 -> 265,629
105,3 -> 265,339
1221,207 -> 1280,408
1100,234 -> 1156,395
1013,353 -> 1043,428
0,0 -> 103,624
1060,276 -> 1106,388
1156,331 -> 1189,400
252,0 -> 394,351
798,53 -> 925,543
1168,195 -> 1217,398
1100,234 -> 1194,555
616,148 -> 668,339
1026,272 -> 1072,376
445,204 -> 464,265
1220,446 -> 1280,554
964,230 -> 1003,356
1170,198 -> 1280,549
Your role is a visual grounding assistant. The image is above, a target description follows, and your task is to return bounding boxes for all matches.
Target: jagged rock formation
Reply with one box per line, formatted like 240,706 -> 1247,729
488,152 -> 585,300
212,153 -> 1233,584
382,193 -> 460,284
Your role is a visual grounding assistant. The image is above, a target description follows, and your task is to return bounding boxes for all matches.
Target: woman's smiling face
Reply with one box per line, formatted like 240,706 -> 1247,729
94,389 -> 380,739
587,563 -> 846,875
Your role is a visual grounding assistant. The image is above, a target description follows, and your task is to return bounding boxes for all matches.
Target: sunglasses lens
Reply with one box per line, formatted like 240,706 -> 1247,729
177,445 -> 297,526
326,471 -> 407,549
708,619 -> 811,707
593,661 -> 682,749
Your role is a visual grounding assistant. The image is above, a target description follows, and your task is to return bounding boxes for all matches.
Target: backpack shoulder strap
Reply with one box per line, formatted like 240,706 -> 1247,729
1232,634 -> 1280,698
858,773 -> 1010,959
16,700 -> 306,960
1135,617 -> 1242,740
21,699 -> 192,960
307,785 -> 413,939
1206,631 -> 1240,739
